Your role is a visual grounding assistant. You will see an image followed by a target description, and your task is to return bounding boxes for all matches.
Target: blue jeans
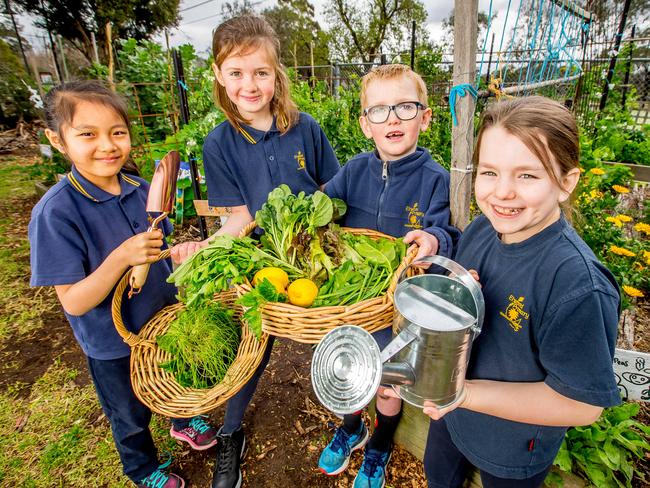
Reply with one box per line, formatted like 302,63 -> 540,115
87,355 -> 188,483
424,418 -> 552,488
222,336 -> 276,434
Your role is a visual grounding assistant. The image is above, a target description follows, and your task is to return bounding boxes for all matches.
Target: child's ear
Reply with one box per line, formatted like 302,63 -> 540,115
359,115 -> 373,139
420,106 -> 433,132
44,128 -> 65,154
213,63 -> 225,86
558,167 -> 580,203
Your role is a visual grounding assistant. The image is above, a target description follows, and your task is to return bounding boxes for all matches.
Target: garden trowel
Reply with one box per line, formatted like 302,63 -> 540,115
128,150 -> 180,297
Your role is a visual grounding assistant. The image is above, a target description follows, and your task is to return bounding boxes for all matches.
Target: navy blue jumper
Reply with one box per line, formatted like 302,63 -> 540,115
425,215 -> 621,483
203,112 -> 340,217
202,113 -> 340,435
324,147 -> 460,260
28,166 -> 188,483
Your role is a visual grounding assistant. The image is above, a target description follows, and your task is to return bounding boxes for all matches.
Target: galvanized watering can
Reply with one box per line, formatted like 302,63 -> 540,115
311,255 -> 484,414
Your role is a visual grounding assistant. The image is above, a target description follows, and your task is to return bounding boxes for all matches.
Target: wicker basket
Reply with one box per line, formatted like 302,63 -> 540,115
111,249 -> 270,417
234,222 -> 417,344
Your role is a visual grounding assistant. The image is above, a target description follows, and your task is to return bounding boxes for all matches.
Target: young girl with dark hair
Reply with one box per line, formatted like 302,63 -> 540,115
29,80 -> 218,488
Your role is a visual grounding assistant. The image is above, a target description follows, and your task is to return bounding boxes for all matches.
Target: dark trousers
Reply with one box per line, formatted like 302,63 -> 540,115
424,418 -> 551,488
222,336 -> 275,434
87,355 -> 188,483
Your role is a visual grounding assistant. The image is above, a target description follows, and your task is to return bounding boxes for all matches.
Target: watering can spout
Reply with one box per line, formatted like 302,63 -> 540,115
380,362 -> 415,386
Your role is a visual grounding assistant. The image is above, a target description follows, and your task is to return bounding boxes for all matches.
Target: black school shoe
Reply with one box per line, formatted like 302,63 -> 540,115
211,427 -> 246,488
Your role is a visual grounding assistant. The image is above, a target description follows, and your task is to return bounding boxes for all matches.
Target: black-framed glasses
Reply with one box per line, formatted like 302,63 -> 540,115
363,101 -> 426,124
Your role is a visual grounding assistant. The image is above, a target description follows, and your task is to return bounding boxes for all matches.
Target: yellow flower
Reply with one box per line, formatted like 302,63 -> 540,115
644,251 -> 650,266
616,214 -> 632,223
622,285 -> 644,298
609,245 -> 636,257
579,167 -> 585,173
612,185 -> 630,193
606,216 -> 623,227
589,189 -> 603,199
634,222 -> 650,235
589,168 -> 605,175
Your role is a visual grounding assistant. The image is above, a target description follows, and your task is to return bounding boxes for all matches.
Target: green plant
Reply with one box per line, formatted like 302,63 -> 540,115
552,402 -> 650,487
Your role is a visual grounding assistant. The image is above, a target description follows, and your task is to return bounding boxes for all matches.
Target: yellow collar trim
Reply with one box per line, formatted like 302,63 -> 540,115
67,172 -> 99,202
121,173 -> 141,187
238,126 -> 257,145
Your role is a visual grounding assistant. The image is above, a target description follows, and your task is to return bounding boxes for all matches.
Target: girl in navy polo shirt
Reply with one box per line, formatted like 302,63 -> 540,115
29,81 -> 219,488
417,96 -> 621,487
170,15 -> 340,488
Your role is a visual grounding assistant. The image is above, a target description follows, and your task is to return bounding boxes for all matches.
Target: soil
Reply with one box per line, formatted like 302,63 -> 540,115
2,149 -> 648,488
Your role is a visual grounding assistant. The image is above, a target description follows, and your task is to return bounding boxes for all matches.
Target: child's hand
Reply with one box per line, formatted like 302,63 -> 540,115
118,230 -> 164,267
422,381 -> 471,420
171,240 -> 206,264
403,230 -> 439,265
468,269 -> 481,286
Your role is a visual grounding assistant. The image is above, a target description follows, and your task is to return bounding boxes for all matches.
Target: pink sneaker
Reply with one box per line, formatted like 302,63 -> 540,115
170,416 -> 219,450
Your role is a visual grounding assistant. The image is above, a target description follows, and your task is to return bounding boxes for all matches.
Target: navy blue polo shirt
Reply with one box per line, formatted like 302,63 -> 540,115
444,215 -> 621,479
203,112 -> 340,216
29,166 -> 177,360
324,148 -> 460,257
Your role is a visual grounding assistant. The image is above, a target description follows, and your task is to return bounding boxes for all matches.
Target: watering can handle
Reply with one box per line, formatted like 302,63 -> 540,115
396,255 -> 485,337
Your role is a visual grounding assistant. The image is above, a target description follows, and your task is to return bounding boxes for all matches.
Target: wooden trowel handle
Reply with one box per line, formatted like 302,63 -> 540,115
128,263 -> 151,298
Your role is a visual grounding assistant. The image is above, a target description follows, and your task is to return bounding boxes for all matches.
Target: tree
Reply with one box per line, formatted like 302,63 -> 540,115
0,38 -> 37,127
13,0 -> 180,63
324,0 -> 429,63
263,0 -> 329,68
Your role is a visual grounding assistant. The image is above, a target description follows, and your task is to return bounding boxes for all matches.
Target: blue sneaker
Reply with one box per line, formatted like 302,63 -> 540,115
318,422 -> 369,476
137,458 -> 185,488
352,448 -> 391,488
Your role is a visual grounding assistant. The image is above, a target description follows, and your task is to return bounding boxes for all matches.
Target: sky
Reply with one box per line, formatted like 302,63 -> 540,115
15,0 -> 514,59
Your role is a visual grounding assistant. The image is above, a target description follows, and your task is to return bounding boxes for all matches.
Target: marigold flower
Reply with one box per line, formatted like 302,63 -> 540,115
622,285 -> 644,298
606,216 -> 623,227
589,189 -> 603,199
634,222 -> 650,235
609,245 -> 636,257
616,214 -> 632,222
612,185 -> 630,193
644,251 -> 650,266
589,168 -> 605,175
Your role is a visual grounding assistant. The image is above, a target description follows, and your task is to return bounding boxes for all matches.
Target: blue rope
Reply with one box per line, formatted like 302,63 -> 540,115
449,84 -> 478,126
178,80 -> 188,91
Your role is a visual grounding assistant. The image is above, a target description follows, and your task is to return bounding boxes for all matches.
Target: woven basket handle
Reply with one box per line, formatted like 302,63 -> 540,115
388,245 -> 419,296
238,220 -> 257,238
111,248 -> 171,348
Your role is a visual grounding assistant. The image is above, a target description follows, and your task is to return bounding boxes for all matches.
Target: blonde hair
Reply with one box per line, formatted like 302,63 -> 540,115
360,64 -> 428,109
211,15 -> 298,134
474,96 -> 580,212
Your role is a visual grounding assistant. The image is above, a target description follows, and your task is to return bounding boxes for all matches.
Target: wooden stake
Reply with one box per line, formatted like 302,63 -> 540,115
450,0 -> 478,230
106,22 -> 114,91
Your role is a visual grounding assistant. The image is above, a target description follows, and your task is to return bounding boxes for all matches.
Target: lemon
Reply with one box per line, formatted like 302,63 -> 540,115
287,278 -> 319,307
253,267 -> 290,290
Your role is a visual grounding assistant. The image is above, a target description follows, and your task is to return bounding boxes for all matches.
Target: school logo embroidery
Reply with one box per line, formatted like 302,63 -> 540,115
404,202 -> 424,229
294,151 -> 306,170
499,295 -> 529,332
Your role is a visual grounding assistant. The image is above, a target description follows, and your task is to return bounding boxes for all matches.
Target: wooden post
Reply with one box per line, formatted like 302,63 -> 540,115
106,22 -> 114,90
450,0 -> 478,230
90,32 -> 100,64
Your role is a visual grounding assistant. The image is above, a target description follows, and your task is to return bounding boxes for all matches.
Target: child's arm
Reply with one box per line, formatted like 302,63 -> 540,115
55,229 -> 164,316
170,205 -> 253,264
422,380 -> 603,426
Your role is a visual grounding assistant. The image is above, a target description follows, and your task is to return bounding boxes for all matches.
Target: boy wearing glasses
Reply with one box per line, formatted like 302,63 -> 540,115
319,64 -> 460,487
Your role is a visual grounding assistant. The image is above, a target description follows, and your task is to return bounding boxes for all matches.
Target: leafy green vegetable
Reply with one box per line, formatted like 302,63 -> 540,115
236,278 -> 287,339
157,301 -> 241,389
551,402 -> 650,488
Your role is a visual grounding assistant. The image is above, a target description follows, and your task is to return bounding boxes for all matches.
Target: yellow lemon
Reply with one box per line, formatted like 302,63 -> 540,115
287,278 -> 319,307
253,267 -> 290,289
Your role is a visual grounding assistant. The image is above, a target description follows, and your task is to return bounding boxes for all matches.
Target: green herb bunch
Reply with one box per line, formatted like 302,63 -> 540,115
551,402 -> 650,487
157,302 -> 241,389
